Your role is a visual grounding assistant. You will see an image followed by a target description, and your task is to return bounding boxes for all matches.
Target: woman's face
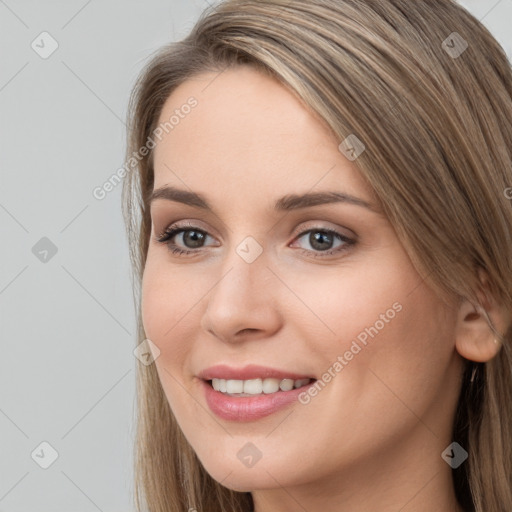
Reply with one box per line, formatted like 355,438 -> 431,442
142,65 -> 464,499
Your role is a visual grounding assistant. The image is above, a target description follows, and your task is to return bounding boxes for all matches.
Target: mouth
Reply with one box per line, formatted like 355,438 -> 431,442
197,365 -> 317,422
206,377 -> 315,396
197,365 -> 318,421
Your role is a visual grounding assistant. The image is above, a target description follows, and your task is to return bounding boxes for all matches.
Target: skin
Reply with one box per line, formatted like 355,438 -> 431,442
141,64 -> 505,512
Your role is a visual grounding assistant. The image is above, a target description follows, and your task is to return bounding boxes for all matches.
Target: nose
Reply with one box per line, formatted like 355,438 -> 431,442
200,245 -> 282,344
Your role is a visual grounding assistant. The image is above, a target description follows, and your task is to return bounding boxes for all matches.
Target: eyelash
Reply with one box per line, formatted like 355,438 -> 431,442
154,222 -> 356,259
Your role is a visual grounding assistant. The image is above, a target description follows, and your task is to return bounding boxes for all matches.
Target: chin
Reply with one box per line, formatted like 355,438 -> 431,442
202,463 -> 284,492
193,443 -> 313,492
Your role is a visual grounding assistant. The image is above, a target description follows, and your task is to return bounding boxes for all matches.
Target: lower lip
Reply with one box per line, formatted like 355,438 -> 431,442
201,379 -> 315,422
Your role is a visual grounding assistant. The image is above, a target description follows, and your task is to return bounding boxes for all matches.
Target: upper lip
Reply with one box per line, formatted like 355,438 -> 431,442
197,364 -> 315,381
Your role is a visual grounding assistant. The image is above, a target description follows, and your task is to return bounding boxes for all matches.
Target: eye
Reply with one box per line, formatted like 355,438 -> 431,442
155,223 -> 218,256
291,228 -> 355,257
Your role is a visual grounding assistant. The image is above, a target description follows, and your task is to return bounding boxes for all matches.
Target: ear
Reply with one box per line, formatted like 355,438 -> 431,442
455,269 -> 510,363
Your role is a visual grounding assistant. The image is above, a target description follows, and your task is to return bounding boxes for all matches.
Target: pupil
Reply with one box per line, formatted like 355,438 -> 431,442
310,231 -> 333,251
184,230 -> 205,248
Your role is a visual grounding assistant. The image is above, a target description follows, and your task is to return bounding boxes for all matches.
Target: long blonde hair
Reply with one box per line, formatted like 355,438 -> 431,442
121,1 -> 512,510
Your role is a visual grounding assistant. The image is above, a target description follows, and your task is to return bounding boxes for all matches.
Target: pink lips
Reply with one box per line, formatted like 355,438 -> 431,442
197,364 -> 316,422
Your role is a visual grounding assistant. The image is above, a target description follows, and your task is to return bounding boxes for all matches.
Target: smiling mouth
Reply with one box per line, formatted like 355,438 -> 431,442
206,377 -> 316,396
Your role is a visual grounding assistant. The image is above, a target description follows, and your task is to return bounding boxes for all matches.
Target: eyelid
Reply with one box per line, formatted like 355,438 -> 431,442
290,220 -> 356,241
155,219 -> 219,241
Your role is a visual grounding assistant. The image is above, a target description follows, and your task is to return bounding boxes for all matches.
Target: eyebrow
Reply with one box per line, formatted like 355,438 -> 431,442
149,185 -> 382,214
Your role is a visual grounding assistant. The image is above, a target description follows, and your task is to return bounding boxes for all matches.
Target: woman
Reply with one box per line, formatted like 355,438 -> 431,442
121,1 -> 512,510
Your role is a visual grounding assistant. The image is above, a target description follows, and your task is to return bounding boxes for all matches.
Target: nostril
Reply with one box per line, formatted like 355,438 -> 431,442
236,328 -> 259,336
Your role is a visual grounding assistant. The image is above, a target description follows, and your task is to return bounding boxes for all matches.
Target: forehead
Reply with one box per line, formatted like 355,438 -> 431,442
155,65 -> 333,161
151,65 -> 375,208
156,64 -> 313,133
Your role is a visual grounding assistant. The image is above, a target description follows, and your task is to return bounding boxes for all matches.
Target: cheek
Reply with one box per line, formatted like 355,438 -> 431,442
333,277 -> 456,412
287,256 -> 454,390
140,260 -> 200,418
140,257 -> 195,364
283,258 -> 416,347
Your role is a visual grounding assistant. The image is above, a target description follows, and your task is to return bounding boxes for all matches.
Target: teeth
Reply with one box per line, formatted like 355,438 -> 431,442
244,378 -> 263,394
226,380 -> 244,394
280,378 -> 294,391
211,377 -> 312,395
262,378 -> 279,394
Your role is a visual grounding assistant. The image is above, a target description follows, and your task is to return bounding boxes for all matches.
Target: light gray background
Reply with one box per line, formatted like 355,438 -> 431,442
1,1 -> 511,511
